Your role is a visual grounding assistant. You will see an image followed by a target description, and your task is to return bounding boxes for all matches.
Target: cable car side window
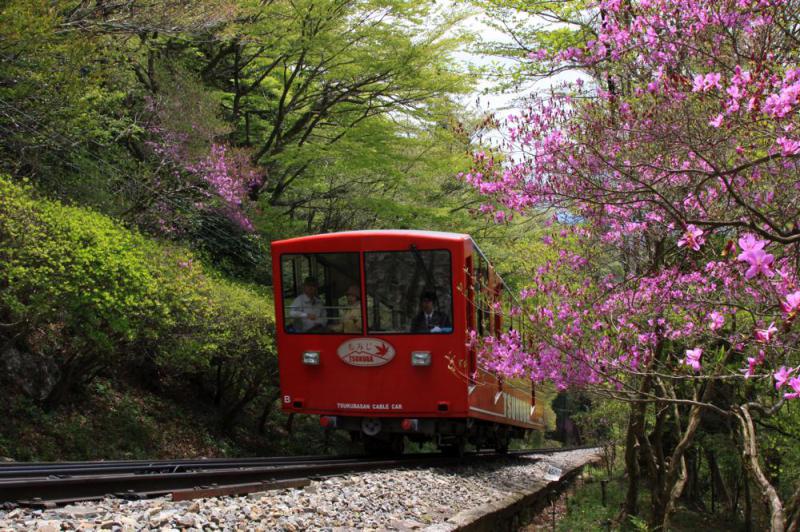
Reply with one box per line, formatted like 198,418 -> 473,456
280,253 -> 362,334
364,249 -> 453,334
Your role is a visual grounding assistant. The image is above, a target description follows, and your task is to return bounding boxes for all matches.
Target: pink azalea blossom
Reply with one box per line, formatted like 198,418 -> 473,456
784,377 -> 800,399
683,348 -> 703,372
742,358 -> 758,379
528,49 -> 549,60
692,72 -> 722,92
738,233 -> 765,253
754,322 -> 778,343
782,290 -> 800,317
740,248 -> 775,279
708,311 -> 724,331
776,136 -> 800,156
708,114 -> 724,128
774,366 -> 794,390
677,225 -> 705,251
737,236 -> 774,279
741,350 -> 765,379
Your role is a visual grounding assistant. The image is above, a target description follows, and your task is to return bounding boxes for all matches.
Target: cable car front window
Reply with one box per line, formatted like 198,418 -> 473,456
280,253 -> 362,334
364,249 -> 453,334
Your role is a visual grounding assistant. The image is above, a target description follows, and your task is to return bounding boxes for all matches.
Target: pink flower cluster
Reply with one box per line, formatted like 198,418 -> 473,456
683,348 -> 703,372
185,144 -> 264,232
775,366 -> 800,398
144,108 -> 263,234
737,234 -> 774,280
463,0 -> 800,402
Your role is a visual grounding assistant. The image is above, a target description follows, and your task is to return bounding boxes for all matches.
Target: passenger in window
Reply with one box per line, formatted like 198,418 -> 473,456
340,285 -> 362,333
288,277 -> 327,332
410,291 -> 451,333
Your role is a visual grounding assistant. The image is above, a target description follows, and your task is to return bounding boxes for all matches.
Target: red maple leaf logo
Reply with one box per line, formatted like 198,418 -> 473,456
373,342 -> 390,358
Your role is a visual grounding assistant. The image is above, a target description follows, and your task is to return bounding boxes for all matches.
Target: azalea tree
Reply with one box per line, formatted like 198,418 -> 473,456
466,0 -> 800,529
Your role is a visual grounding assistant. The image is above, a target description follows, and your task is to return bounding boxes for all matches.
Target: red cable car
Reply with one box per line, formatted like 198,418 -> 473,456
271,230 -> 544,454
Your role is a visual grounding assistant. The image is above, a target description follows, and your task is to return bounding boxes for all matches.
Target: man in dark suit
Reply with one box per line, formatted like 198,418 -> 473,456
410,291 -> 451,333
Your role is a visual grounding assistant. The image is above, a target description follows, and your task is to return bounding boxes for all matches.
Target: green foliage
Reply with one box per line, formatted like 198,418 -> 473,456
0,176 -> 276,428
0,0 -> 487,280
0,175 -> 165,363
0,1 -> 137,197
573,398 -> 626,438
542,466 -> 628,531
573,396 -> 627,475
627,515 -> 651,531
187,0 -> 479,233
758,402 -> 800,501
470,0 -> 598,89
552,466 -> 746,532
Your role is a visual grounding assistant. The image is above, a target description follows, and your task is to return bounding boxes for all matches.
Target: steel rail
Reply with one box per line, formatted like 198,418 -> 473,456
0,446 -> 590,479
0,456 -> 375,479
0,452 -> 366,470
0,446 -> 593,506
0,455 -> 469,504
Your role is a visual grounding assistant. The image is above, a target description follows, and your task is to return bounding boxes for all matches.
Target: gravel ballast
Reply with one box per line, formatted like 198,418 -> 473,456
0,448 -> 600,531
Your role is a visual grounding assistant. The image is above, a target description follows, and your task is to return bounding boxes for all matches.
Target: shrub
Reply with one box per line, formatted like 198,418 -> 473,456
1,176 -> 168,404
0,175 -> 276,419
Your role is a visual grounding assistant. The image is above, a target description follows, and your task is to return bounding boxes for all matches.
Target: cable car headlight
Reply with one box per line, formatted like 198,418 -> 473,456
302,351 -> 321,365
411,351 -> 431,366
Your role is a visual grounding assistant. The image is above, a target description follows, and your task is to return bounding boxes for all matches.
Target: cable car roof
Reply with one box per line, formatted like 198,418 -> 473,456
273,230 -> 471,245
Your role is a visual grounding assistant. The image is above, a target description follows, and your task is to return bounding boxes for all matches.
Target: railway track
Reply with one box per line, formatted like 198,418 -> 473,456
0,446 -> 592,507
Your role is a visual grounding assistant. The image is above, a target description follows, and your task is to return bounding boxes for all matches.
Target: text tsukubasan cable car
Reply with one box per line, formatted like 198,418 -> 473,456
271,230 -> 544,454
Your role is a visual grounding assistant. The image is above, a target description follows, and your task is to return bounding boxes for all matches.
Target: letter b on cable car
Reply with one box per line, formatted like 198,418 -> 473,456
337,338 -> 396,367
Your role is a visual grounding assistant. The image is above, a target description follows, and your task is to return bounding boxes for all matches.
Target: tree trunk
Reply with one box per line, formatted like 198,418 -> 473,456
213,359 -> 224,406
623,400 -> 646,518
744,470 -> 753,532
658,347 -> 730,530
683,449 -> 705,511
785,483 -> 800,532
643,403 -> 666,521
738,406 -> 785,531
257,391 -> 280,435
660,403 -> 703,530
661,455 -> 689,530
707,449 -> 733,513
43,353 -> 84,410
221,375 -> 266,433
220,389 -> 257,433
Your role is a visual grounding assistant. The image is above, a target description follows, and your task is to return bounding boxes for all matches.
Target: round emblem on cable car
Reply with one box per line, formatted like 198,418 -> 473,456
337,338 -> 396,367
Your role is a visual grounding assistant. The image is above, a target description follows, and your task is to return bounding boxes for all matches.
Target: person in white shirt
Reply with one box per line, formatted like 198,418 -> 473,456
288,277 -> 327,332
